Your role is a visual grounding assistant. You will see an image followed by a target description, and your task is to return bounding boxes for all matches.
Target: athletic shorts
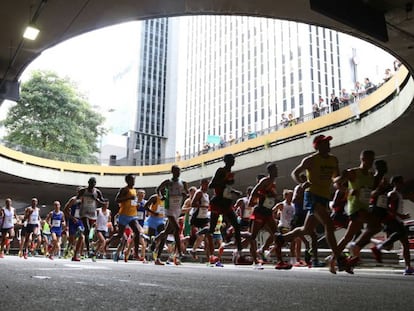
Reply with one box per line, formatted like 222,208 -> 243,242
304,192 -> 330,215
97,229 -> 109,238
192,218 -> 209,228
26,224 -> 39,234
51,227 -> 63,237
250,209 -> 274,224
69,220 -> 85,236
210,196 -> 233,215
118,215 -> 139,227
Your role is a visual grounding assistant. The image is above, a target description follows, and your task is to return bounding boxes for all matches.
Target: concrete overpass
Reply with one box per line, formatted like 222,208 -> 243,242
0,67 -> 412,212
1,1 -> 414,210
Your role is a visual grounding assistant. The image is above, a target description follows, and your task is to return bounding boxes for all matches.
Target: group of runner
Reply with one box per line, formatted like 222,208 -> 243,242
1,134 -> 413,275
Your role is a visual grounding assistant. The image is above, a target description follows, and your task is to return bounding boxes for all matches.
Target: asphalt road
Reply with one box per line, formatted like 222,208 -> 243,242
0,256 -> 413,311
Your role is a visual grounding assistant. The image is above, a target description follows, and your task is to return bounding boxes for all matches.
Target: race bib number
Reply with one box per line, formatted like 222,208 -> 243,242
52,219 -> 61,227
223,186 -> 233,199
157,205 -> 165,215
197,207 -> 208,219
30,214 -> 38,223
169,196 -> 182,209
137,211 -> 144,220
243,206 -> 253,218
131,198 -> 138,206
83,197 -> 96,208
74,209 -> 80,218
376,195 -> 388,209
359,188 -> 371,204
263,197 -> 276,209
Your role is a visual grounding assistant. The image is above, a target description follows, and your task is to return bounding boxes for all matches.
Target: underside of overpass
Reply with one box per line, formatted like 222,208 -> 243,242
1,1 -> 414,212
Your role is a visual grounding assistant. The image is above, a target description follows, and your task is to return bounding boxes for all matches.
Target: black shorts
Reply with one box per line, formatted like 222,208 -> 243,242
192,218 -> 209,229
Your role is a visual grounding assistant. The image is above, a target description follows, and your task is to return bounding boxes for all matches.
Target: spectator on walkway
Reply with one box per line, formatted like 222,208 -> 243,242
364,78 -> 376,95
383,68 -> 393,83
319,97 -> 328,115
340,89 -> 350,107
330,93 -> 340,112
280,113 -> 289,128
353,81 -> 365,100
288,113 -> 297,126
312,101 -> 320,118
393,59 -> 402,72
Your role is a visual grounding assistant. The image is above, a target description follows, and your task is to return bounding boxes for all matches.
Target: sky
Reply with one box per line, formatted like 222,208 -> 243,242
3,21 -> 143,148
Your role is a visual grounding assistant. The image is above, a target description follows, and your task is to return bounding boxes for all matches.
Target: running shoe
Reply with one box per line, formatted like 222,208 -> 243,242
312,260 -> 326,268
253,263 -> 264,270
304,248 -> 312,266
0,252 -> 4,258
210,255 -> 219,264
18,251 -> 22,258
293,260 -> 308,267
256,249 -> 268,263
48,255 -> 54,260
173,255 -> 182,265
71,257 -> 81,262
23,251 -> 28,259
154,259 -> 165,265
92,255 -> 97,262
215,261 -> 224,267
403,267 -> 414,275
113,252 -> 119,262
275,261 -> 292,270
337,256 -> 354,274
370,246 -> 382,263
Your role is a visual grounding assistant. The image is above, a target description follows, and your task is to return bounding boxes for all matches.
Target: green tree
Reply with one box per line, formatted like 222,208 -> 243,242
2,70 -> 105,163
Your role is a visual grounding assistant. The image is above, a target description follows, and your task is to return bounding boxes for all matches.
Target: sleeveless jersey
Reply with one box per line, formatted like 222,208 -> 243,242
28,207 -> 40,225
214,171 -> 235,198
258,183 -> 277,209
307,154 -> 337,199
278,201 -> 295,228
149,196 -> 165,218
241,197 -> 253,219
2,207 -> 14,229
118,188 -> 138,217
80,189 -> 98,219
196,192 -> 210,219
70,199 -> 82,219
388,190 -> 404,222
165,179 -> 184,218
137,199 -> 147,225
51,211 -> 63,229
96,209 -> 109,232
348,169 -> 374,215
42,221 -> 51,235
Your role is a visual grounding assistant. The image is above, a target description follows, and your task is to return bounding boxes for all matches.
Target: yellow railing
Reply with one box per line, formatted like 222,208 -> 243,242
0,66 -> 409,176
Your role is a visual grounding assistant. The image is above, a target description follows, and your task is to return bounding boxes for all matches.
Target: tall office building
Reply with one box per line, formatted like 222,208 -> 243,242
127,16 -> 393,163
127,18 -> 178,165
174,16 -> 345,157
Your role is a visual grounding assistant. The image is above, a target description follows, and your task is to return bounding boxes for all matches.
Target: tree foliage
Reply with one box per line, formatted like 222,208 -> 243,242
2,70 -> 105,163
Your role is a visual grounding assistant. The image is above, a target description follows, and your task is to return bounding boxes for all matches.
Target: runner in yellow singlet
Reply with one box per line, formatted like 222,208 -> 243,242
274,134 -> 350,274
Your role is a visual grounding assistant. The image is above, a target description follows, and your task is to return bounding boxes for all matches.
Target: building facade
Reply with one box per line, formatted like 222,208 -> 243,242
128,16 -> 394,163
